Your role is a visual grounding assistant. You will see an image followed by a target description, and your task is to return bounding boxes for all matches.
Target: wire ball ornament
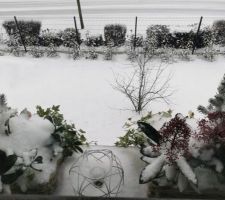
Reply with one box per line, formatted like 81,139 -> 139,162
69,149 -> 124,197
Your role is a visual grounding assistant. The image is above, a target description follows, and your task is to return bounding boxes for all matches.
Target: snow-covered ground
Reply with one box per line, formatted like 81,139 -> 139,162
0,54 -> 224,145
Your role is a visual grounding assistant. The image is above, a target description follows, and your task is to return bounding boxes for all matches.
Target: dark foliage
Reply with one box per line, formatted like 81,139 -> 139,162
213,20 -> 225,45
129,34 -> 144,47
197,111 -> 225,144
36,105 -> 87,157
104,24 -> 127,47
38,29 -> 63,47
158,114 -> 191,163
58,28 -> 81,48
146,25 -> 170,48
85,34 -> 104,47
3,20 -> 41,46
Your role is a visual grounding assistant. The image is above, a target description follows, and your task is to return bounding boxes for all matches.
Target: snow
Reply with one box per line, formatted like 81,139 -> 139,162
176,156 -> 197,184
55,145 -> 148,197
139,154 -> 165,184
0,112 -> 59,190
0,54 -> 225,145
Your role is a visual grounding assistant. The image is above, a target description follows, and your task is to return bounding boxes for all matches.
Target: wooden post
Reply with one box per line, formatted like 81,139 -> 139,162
14,16 -> 27,52
192,16 -> 203,55
73,16 -> 80,45
134,16 -> 138,50
76,0 -> 84,29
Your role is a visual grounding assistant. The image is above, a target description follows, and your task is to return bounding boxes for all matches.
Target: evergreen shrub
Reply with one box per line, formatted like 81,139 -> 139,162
104,24 -> 127,46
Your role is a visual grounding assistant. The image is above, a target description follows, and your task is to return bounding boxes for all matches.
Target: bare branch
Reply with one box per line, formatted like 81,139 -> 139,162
112,49 -> 174,113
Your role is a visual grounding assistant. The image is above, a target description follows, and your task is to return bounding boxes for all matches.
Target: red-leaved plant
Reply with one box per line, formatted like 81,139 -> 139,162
154,114 -> 192,163
197,111 -> 225,144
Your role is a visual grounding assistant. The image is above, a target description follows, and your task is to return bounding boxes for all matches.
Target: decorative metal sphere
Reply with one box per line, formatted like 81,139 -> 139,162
69,149 -> 124,197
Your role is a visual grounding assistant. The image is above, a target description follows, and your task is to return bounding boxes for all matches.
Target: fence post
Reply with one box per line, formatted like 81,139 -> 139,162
76,0 -> 84,29
14,16 -> 27,52
134,16 -> 138,50
192,16 -> 203,54
73,16 -> 80,45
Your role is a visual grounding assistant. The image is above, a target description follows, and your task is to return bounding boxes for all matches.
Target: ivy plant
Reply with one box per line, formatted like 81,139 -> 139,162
36,105 -> 87,157
115,111 -> 172,148
0,149 -> 42,186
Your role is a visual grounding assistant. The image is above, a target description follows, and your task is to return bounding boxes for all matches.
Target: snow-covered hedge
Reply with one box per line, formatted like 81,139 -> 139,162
104,24 -> 127,47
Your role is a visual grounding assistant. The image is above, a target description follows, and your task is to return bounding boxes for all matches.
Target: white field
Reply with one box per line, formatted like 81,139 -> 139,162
0,0 -> 225,145
0,54 -> 224,145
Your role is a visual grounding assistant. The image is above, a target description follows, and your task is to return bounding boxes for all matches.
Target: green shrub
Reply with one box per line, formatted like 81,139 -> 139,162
58,28 -> 81,48
128,34 -> 143,48
36,105 -> 87,157
146,25 -> 170,48
213,20 -> 225,45
85,34 -> 104,47
2,20 -> 41,46
38,29 -> 63,47
115,111 -> 172,148
104,24 -> 127,47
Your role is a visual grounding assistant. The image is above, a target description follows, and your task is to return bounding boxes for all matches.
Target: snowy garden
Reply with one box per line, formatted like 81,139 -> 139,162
0,4 -> 225,198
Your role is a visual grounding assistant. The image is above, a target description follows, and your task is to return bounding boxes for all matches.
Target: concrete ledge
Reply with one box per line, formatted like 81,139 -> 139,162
0,195 -> 223,200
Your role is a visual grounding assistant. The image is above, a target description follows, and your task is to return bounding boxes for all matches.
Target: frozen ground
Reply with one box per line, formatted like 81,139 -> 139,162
0,54 -> 224,145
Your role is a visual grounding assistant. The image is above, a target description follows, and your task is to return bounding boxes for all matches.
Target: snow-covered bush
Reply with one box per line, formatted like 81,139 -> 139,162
199,74 -> 225,114
104,24 -> 127,47
36,105 -> 87,158
0,51 -> 4,56
146,25 -> 170,48
0,94 -> 53,194
45,43 -> 58,58
104,40 -> 114,60
159,47 -> 177,63
85,46 -> 98,60
7,36 -> 24,57
0,94 -> 17,135
115,111 -> 172,148
200,28 -> 217,62
85,34 -> 104,47
128,33 -> 144,48
29,46 -> 44,58
3,20 -> 41,46
197,74 -> 225,170
69,42 -> 80,60
170,31 -> 194,49
58,28 -> 81,48
177,41 -> 193,61
126,33 -> 143,62
126,47 -> 138,62
137,113 -> 225,193
202,46 -> 217,62
213,20 -> 225,46
38,29 -> 63,47
0,148 -> 43,194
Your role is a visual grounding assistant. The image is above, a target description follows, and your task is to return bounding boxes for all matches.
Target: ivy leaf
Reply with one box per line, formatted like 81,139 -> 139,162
51,133 -> 61,142
55,126 -> 65,133
1,169 -> 24,184
45,115 -> 53,123
0,150 -> 7,175
0,154 -> 17,175
73,145 -> 83,153
34,156 -> 43,164
52,105 -> 60,111
79,129 -> 86,134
